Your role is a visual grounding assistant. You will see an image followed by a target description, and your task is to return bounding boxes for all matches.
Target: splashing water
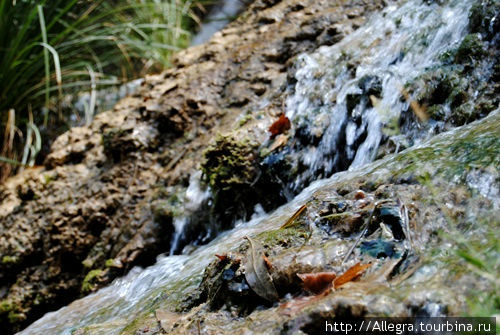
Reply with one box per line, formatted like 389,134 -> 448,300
18,180 -> 322,335
169,171 -> 211,255
285,0 -> 474,191
18,0 -> 480,334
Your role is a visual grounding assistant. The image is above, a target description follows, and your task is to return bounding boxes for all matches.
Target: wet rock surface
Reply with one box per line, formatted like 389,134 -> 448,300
68,110 -> 498,335
1,0 -> 499,333
0,0 -> 386,332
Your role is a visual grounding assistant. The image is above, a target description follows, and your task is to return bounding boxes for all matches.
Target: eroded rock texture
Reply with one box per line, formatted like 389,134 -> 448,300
0,0 -> 386,332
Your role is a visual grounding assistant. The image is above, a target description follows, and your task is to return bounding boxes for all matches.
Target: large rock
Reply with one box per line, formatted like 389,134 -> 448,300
0,0 -> 386,333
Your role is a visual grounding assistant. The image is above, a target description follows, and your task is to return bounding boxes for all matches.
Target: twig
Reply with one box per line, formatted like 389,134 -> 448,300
341,199 -> 392,264
400,200 -> 414,249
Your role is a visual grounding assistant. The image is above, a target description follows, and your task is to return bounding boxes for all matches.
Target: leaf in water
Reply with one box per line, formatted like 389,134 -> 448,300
399,86 -> 429,122
281,204 -> 307,228
297,272 -> 336,294
215,254 -> 227,261
362,258 -> 401,283
334,262 -> 372,288
269,134 -> 289,152
269,113 -> 291,139
155,309 -> 181,333
243,236 -> 279,302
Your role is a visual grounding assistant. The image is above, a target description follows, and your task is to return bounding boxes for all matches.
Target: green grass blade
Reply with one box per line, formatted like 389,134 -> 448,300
37,5 -> 51,125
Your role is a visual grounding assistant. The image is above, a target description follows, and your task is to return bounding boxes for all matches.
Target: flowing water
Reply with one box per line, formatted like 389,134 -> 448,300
285,0 -> 474,191
190,0 -> 250,46
169,171 -> 210,255
19,0 -> 480,333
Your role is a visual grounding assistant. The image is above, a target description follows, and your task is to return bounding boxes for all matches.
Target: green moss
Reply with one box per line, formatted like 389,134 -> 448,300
427,105 -> 445,120
468,0 -> 500,40
455,34 -> 485,63
1,255 -> 18,265
119,311 -> 157,335
238,114 -> 253,127
81,269 -> 105,293
42,173 -> 56,185
7,311 -> 24,324
81,258 -> 94,269
152,199 -> 180,222
0,300 -> 24,325
201,133 -> 259,191
256,227 -> 309,249
0,300 -> 13,314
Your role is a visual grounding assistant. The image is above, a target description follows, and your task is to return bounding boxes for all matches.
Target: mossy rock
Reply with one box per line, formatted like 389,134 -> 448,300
201,133 -> 260,191
81,269 -> 106,294
455,34 -> 486,64
468,0 -> 500,40
256,227 -> 309,250
200,132 -> 287,227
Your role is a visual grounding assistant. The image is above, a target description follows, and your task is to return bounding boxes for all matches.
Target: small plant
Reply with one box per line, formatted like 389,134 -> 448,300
0,0 -> 204,180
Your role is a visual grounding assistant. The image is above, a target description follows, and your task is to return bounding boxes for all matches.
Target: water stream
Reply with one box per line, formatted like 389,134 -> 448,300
190,0 -> 250,46
284,0 -> 474,191
19,0 -> 481,333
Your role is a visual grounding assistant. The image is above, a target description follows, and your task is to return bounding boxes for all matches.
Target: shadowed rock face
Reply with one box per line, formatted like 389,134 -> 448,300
0,0 -> 386,332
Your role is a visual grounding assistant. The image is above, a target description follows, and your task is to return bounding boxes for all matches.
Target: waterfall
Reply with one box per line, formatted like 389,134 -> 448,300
285,0 -> 473,191
18,0 -> 480,334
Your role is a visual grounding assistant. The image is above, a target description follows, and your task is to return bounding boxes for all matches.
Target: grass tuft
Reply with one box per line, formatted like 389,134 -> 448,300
0,0 -> 208,180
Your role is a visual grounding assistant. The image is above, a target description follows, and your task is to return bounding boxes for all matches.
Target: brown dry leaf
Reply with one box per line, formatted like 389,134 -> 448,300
334,262 -> 372,288
243,236 -> 279,302
269,134 -> 289,152
155,309 -> 182,333
269,113 -> 291,139
281,204 -> 307,228
297,272 -> 336,294
215,254 -> 227,261
263,254 -> 273,270
369,95 -> 381,108
399,87 -> 429,122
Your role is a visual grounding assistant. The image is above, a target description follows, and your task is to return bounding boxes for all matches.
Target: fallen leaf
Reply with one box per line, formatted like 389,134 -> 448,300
297,272 -> 336,294
369,95 -> 381,108
399,87 -> 429,122
263,254 -> 273,270
269,113 -> 291,139
243,236 -> 279,302
155,309 -> 182,333
215,254 -> 227,261
281,204 -> 307,228
354,190 -> 366,200
362,259 -> 400,283
269,134 -> 289,152
334,262 -> 372,288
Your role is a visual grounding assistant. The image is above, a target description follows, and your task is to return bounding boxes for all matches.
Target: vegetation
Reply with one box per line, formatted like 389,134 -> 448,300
0,0 -> 205,180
